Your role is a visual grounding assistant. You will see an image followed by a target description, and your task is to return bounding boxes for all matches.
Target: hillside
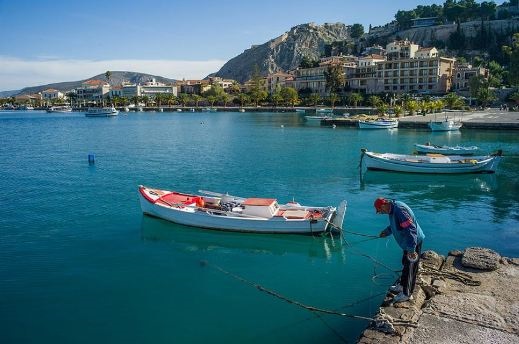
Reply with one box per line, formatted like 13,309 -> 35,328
16,71 -> 176,96
212,22 -> 352,83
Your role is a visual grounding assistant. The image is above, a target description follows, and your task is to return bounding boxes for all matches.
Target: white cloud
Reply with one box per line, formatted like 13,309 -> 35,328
0,56 -> 226,91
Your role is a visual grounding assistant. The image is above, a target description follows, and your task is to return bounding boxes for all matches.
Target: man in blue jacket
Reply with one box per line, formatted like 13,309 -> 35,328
374,197 -> 425,303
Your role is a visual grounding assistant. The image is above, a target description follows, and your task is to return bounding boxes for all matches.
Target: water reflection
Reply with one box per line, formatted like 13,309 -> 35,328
360,171 -> 498,206
140,216 -> 347,261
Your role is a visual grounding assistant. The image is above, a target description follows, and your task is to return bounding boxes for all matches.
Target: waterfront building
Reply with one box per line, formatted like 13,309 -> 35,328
41,89 -> 64,103
293,56 -> 357,96
178,80 -> 211,95
207,77 -> 237,91
452,63 -> 489,95
266,72 -> 294,94
76,79 -> 111,104
374,56 -> 455,94
138,78 -> 177,98
348,54 -> 386,94
109,85 -> 123,98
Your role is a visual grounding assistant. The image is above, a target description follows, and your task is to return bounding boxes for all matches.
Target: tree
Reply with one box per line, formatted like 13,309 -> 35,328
502,33 -> 519,86
404,99 -> 419,115
367,95 -> 382,108
280,87 -> 299,107
324,64 -> 345,94
206,95 -> 217,106
299,56 -> 319,68
347,92 -> 363,107
178,93 -> 190,107
105,71 -> 112,84
479,1 -> 496,21
328,93 -> 339,108
443,92 -> 464,109
190,94 -> 203,107
308,93 -> 321,106
395,10 -> 417,29
469,75 -> 496,106
218,93 -> 231,107
236,93 -> 249,107
248,67 -> 268,106
350,23 -> 364,39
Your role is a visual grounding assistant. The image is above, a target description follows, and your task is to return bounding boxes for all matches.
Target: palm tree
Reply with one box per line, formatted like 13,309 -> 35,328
308,93 -> 321,107
178,93 -> 189,107
219,93 -> 231,107
105,71 -> 112,85
347,92 -> 363,107
190,94 -> 203,107
368,95 -> 382,108
328,93 -> 339,108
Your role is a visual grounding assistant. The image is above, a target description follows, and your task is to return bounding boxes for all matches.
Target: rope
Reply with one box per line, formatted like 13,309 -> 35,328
420,265 -> 481,286
202,260 -> 375,322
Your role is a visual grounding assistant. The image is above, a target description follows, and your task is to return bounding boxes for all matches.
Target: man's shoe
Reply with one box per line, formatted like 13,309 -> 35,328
389,284 -> 403,293
392,292 -> 412,303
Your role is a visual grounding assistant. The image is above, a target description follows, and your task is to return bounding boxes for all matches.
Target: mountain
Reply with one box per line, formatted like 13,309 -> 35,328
0,90 -> 20,98
212,22 -> 352,83
16,71 -> 176,96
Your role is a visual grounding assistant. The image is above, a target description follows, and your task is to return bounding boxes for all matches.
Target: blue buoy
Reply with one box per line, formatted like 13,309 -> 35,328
88,153 -> 95,164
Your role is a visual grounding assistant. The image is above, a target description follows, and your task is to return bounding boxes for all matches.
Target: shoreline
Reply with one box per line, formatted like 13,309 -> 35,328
357,247 -> 519,344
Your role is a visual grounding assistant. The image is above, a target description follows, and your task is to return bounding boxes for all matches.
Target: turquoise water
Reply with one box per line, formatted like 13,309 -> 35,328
1,110 -> 518,343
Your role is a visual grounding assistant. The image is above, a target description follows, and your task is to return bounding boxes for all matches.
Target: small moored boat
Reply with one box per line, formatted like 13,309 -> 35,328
138,186 -> 347,235
358,118 -> 398,129
47,105 -> 73,113
414,143 -> 479,155
428,118 -> 462,131
85,106 -> 119,117
360,149 -> 502,174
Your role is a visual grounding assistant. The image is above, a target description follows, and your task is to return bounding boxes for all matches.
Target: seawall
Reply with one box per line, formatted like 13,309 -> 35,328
357,247 -> 519,344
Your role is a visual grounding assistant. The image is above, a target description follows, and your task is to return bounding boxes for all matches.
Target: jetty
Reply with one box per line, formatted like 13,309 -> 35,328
358,247 -> 519,344
324,109 -> 519,130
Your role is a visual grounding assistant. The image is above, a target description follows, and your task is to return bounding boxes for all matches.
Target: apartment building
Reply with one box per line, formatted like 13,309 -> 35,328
348,54 -> 385,94
374,56 -> 455,94
76,80 -> 110,103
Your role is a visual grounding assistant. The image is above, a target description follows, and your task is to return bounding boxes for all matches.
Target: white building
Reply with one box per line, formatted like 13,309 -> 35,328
41,89 -> 64,102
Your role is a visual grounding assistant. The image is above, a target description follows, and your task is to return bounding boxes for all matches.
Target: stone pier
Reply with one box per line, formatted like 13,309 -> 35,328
358,247 -> 519,344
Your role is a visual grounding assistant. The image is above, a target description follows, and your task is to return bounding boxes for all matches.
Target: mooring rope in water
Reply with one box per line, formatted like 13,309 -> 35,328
201,259 -> 375,322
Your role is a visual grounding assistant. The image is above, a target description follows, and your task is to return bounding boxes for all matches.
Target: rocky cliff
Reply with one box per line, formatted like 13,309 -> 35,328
212,22 -> 352,83
364,18 -> 519,51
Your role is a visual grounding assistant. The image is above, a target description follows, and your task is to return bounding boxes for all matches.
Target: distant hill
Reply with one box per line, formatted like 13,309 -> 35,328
15,71 -> 176,96
0,90 -> 20,98
212,22 -> 352,83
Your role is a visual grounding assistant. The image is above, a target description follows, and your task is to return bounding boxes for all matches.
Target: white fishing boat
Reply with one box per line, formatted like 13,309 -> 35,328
358,118 -> 398,129
304,115 -> 330,122
47,105 -> 72,113
138,186 -> 347,235
85,106 -> 119,117
360,149 -> 502,174
414,143 -> 479,155
202,107 -> 217,112
428,118 -> 462,131
315,107 -> 333,114
295,108 -> 306,113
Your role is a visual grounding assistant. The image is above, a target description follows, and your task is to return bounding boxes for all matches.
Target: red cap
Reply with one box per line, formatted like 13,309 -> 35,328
374,197 -> 386,210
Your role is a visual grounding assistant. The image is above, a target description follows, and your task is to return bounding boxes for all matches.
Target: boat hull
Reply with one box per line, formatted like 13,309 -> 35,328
361,151 -> 501,174
358,120 -> 398,129
138,186 -> 345,234
428,120 -> 462,131
414,144 -> 479,155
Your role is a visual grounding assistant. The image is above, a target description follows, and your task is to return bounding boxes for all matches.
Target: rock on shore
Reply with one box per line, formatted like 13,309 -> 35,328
358,247 -> 519,344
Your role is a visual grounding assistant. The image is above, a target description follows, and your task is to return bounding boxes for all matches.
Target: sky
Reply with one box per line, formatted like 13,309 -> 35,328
0,0 -> 500,91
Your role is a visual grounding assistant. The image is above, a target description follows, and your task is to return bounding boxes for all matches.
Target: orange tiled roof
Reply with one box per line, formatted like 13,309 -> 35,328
83,79 -> 107,86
